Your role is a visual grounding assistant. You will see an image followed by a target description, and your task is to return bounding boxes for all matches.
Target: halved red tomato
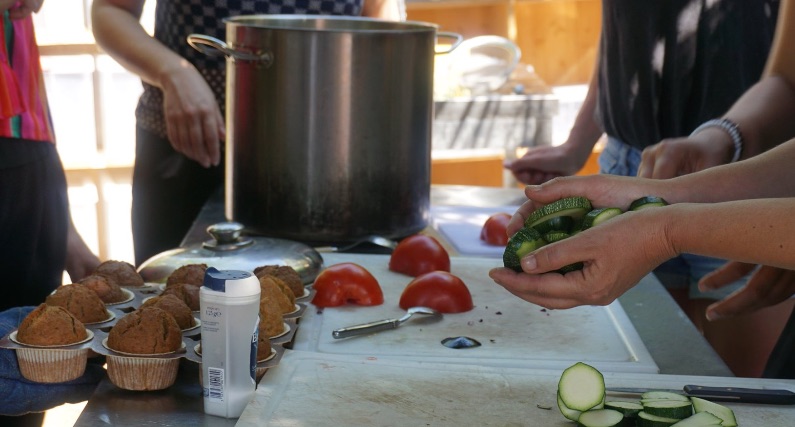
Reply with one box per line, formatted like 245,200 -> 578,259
480,212 -> 512,246
389,234 -> 450,277
311,263 -> 384,307
399,271 -> 473,313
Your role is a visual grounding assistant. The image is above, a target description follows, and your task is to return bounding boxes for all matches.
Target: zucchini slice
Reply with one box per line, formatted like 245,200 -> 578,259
690,397 -> 737,427
604,400 -> 643,417
629,196 -> 669,211
502,227 -> 546,272
642,400 -> 693,420
558,362 -> 605,412
640,391 -> 690,402
670,411 -> 723,426
577,409 -> 625,427
580,207 -> 623,231
636,411 -> 680,427
525,197 -> 592,230
558,390 -> 582,422
543,231 -> 570,243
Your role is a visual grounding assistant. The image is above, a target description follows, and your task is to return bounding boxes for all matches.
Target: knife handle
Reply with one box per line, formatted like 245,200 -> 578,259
332,319 -> 400,339
684,385 -> 795,405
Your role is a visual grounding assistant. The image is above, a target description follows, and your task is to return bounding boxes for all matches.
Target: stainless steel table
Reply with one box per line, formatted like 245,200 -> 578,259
74,185 -> 730,426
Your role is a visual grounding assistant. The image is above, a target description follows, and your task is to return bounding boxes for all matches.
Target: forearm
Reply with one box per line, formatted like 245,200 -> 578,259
666,198 -> 795,269
361,0 -> 402,20
91,0 -> 188,89
562,59 -> 604,159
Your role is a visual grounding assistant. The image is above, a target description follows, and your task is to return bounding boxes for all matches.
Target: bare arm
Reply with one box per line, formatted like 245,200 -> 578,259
362,0 -> 403,20
92,0 -> 223,168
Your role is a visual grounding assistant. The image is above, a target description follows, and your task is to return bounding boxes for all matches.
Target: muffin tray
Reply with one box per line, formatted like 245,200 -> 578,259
0,282 -> 313,387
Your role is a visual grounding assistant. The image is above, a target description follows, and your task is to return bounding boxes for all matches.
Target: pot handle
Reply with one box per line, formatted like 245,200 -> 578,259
187,34 -> 273,65
435,31 -> 464,55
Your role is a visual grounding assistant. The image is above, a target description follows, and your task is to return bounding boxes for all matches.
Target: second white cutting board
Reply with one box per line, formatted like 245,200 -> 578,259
292,253 -> 658,374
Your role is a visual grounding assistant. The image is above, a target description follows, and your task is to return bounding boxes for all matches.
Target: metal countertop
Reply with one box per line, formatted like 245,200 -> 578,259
74,184 -> 731,426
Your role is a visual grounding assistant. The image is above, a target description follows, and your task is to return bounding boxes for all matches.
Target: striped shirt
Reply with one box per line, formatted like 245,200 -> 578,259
0,11 -> 54,143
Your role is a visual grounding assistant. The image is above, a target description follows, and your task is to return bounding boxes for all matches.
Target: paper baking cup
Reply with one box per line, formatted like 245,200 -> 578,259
13,330 -> 93,383
106,355 -> 180,391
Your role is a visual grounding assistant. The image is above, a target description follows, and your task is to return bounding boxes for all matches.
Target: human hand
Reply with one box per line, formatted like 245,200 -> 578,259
700,263 -> 795,321
505,174 -> 664,236
4,0 -> 43,19
65,224 -> 100,283
638,130 -> 734,179
160,63 -> 224,168
505,144 -> 584,185
0,307 -> 105,416
490,208 -> 677,309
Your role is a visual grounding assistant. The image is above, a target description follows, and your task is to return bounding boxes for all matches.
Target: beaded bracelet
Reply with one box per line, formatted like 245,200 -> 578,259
689,118 -> 744,163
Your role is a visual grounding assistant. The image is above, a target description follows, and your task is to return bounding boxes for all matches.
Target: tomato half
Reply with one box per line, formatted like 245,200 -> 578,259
399,271 -> 473,313
389,234 -> 450,277
311,263 -> 384,307
480,212 -> 512,246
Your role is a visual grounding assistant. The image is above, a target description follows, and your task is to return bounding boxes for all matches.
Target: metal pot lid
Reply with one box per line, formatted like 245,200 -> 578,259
137,222 -> 324,285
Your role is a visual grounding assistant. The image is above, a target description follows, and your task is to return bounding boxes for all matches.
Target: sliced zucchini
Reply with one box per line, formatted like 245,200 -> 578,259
502,227 -> 546,272
670,411 -> 723,426
543,231 -> 570,243
640,391 -> 690,402
637,411 -> 680,427
525,197 -> 592,230
690,397 -> 737,427
629,196 -> 669,211
604,400 -> 643,417
642,400 -> 693,420
558,390 -> 582,422
558,362 -> 606,412
577,409 -> 625,427
531,215 -> 575,234
580,207 -> 624,231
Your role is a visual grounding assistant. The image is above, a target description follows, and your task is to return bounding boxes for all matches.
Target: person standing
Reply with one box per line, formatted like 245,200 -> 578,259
92,0 -> 403,266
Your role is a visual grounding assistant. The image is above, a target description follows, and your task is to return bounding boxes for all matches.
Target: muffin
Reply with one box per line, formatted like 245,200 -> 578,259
141,294 -> 195,330
105,307 -> 184,391
258,276 -> 295,315
46,284 -> 111,324
108,307 -> 183,354
79,274 -> 128,304
254,265 -> 304,297
166,263 -> 207,287
95,260 -> 145,287
160,283 -> 200,311
14,304 -> 92,383
259,297 -> 287,338
256,327 -> 273,362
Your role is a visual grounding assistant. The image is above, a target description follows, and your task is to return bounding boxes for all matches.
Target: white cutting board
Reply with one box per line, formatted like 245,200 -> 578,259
431,205 -> 519,257
293,253 -> 658,374
238,350 -> 795,427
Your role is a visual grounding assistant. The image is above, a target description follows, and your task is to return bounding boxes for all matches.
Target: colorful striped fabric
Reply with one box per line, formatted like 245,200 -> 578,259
0,11 -> 54,143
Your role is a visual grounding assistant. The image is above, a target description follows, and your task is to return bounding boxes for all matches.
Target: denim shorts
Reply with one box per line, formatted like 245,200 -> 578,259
598,137 -> 746,300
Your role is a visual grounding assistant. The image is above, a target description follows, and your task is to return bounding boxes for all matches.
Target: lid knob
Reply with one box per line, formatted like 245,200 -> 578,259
203,222 -> 254,251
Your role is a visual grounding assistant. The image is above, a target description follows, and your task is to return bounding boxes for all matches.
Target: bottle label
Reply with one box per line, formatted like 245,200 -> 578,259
250,315 -> 259,383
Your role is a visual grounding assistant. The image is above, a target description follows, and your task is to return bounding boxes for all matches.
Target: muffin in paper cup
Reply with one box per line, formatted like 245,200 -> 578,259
104,341 -> 183,391
104,307 -> 185,391
11,330 -> 93,383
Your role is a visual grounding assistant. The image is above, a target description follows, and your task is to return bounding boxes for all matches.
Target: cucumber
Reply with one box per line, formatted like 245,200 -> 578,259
577,409 -> 625,427
558,362 -> 606,412
525,197 -> 592,230
637,411 -> 680,427
640,391 -> 690,402
558,390 -> 583,422
531,215 -> 575,234
670,412 -> 723,426
502,227 -> 546,272
629,196 -> 669,211
690,397 -> 737,427
580,207 -> 624,231
642,400 -> 693,420
604,400 -> 643,417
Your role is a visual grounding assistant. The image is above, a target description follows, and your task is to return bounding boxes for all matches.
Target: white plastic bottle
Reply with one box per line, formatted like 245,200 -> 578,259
200,267 -> 261,418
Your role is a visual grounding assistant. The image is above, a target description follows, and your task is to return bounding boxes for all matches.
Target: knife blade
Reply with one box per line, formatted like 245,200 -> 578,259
605,385 -> 795,405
